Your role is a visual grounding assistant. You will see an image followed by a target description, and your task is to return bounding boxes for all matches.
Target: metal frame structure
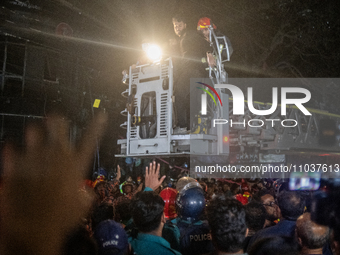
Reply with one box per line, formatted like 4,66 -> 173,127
116,26 -> 340,160
120,58 -> 174,155
227,100 -> 340,153
117,26 -> 232,157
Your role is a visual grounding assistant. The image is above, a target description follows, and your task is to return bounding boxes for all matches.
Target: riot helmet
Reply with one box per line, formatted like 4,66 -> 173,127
176,186 -> 205,221
160,187 -> 178,219
176,176 -> 201,194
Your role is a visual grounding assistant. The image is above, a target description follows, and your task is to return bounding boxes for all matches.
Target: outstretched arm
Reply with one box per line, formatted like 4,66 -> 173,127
116,165 -> 122,181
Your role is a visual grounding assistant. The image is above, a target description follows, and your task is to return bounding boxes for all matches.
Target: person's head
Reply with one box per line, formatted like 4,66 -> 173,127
93,220 -> 129,255
256,181 -> 265,190
91,203 -> 114,232
176,186 -> 205,222
278,190 -> 305,220
241,182 -> 250,193
207,186 -> 215,197
199,181 -> 208,193
95,182 -> 107,199
333,204 -> 340,255
207,196 -> 248,253
222,183 -> 230,192
130,191 -> 165,233
296,212 -> 330,251
230,183 -> 240,195
245,201 -> 266,233
160,187 -> 177,219
176,176 -> 200,194
122,182 -> 133,195
197,17 -> 216,41
115,199 -> 132,225
248,236 -> 299,255
172,14 -> 187,37
63,225 -> 97,255
255,189 -> 280,221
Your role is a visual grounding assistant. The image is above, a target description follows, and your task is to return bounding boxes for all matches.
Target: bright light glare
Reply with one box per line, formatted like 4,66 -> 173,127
145,44 -> 162,61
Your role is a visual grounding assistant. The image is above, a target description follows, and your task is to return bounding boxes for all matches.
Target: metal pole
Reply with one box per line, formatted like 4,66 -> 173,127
21,42 -> 28,96
1,115 -> 4,141
22,116 -> 26,145
1,38 -> 8,95
0,113 -> 44,118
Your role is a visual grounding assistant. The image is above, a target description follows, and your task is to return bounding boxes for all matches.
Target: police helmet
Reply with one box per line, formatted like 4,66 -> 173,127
176,177 -> 202,194
176,186 -> 205,221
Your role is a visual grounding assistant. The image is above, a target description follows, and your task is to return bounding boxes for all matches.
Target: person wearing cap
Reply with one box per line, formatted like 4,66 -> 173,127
160,187 -> 181,252
115,176 -> 143,206
197,17 -> 233,67
175,176 -> 199,193
172,183 -> 214,255
93,220 -> 130,255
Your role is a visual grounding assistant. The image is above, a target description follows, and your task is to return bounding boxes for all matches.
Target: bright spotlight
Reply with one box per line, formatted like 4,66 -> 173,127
143,44 -> 162,61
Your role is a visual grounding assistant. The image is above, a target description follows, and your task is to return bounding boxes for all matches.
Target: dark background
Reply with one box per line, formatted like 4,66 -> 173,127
0,0 -> 339,172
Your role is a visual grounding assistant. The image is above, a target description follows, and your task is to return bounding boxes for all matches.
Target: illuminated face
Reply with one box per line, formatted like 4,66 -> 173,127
96,183 -> 106,198
124,185 -> 132,194
261,194 -> 280,220
202,28 -> 210,41
173,20 -> 186,37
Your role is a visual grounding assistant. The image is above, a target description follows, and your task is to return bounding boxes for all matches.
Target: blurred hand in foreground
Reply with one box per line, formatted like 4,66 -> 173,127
0,113 -> 107,255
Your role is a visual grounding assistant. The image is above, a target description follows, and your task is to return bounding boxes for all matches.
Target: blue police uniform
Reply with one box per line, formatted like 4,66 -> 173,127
172,218 -> 214,255
130,233 -> 182,255
163,220 -> 181,252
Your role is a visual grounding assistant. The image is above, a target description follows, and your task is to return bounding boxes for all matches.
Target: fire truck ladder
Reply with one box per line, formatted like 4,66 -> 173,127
227,99 -> 340,153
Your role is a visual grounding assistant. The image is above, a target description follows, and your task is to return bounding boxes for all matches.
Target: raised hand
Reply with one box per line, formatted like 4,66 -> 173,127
0,113 -> 107,255
116,165 -> 121,181
144,161 -> 166,191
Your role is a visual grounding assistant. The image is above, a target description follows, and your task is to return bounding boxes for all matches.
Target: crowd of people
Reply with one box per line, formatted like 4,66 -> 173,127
1,113 -> 340,255
85,166 -> 340,255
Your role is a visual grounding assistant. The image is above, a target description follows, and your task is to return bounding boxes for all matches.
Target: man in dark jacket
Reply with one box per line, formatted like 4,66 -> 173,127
171,14 -> 210,131
247,191 -> 305,252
